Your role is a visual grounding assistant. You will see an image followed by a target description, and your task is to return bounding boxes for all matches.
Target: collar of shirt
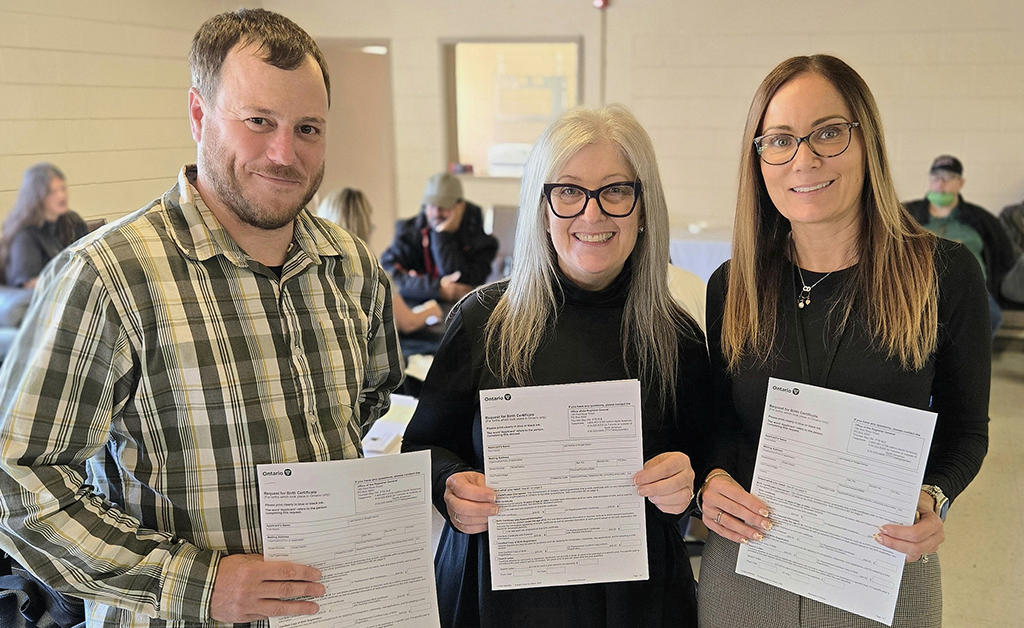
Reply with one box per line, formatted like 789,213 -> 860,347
167,165 -> 349,271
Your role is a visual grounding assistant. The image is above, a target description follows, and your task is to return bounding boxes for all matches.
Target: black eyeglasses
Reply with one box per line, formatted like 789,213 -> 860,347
754,122 -> 860,165
542,180 -> 642,219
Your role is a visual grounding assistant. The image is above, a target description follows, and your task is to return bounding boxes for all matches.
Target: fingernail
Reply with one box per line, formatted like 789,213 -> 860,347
759,508 -> 770,517
740,538 -> 749,545
753,532 -> 763,541
872,533 -> 881,541
761,520 -> 772,531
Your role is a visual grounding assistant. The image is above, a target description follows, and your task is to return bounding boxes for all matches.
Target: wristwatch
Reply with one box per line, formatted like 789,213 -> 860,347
921,484 -> 949,521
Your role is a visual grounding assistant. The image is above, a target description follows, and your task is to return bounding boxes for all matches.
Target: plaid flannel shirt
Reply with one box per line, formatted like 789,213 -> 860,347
0,166 -> 403,627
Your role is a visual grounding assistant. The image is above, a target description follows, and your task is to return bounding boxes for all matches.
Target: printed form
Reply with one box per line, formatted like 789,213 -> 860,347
258,450 -> 439,628
480,379 -> 648,591
736,378 -> 937,626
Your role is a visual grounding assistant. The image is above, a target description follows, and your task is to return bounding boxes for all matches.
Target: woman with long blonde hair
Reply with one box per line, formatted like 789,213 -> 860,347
402,104 -> 711,627
697,55 -> 990,627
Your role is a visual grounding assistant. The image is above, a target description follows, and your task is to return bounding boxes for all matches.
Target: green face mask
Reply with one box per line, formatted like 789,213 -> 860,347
927,191 -> 957,208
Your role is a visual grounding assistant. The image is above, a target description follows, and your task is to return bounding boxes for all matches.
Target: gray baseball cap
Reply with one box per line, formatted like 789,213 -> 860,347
421,172 -> 463,208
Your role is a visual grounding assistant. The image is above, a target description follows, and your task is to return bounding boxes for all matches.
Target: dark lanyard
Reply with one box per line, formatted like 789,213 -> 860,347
791,264 -> 847,387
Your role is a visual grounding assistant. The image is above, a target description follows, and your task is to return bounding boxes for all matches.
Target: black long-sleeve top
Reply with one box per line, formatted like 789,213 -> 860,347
704,239 -> 990,504
402,264 -> 711,628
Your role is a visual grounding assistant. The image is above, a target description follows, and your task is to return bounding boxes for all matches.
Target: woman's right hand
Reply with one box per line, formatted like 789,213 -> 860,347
444,471 -> 498,534
700,470 -> 773,544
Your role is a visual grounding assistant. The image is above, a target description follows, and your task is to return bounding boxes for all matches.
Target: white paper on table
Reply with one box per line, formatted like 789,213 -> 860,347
258,451 -> 439,628
480,379 -> 648,591
736,378 -> 937,626
362,394 -> 419,456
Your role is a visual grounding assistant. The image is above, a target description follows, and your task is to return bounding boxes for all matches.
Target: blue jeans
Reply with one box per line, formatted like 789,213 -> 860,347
989,291 -> 1002,338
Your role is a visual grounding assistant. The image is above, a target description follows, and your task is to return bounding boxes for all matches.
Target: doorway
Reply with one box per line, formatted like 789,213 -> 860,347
316,40 -> 397,256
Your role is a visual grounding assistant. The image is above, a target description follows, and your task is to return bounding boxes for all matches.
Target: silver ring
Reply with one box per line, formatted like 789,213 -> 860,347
715,511 -> 723,525
452,513 -> 460,523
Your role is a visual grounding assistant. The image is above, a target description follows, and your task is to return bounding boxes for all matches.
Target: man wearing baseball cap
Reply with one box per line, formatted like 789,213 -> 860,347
382,172 -> 498,306
905,155 -> 1017,335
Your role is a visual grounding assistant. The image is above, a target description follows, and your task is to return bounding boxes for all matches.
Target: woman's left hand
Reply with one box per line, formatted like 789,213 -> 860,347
633,452 -> 695,515
874,491 -> 945,562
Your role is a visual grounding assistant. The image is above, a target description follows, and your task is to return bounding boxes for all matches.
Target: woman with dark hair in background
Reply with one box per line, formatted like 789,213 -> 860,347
1,163 -> 88,289
402,104 -> 711,627
697,55 -> 990,627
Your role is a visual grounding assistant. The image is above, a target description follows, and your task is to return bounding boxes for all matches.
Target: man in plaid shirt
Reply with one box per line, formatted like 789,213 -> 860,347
0,9 -> 403,627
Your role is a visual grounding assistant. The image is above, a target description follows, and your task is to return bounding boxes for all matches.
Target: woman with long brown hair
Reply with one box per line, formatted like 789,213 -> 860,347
697,55 -> 990,626
2,163 -> 87,288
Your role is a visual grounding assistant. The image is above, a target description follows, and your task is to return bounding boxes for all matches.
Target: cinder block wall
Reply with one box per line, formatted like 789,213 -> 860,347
4,0 -> 1023,233
0,0 -> 235,221
270,0 -> 1024,233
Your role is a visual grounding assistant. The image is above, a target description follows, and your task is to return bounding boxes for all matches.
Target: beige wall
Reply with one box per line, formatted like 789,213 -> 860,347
268,0 -> 1024,235
0,0 -> 238,222
3,1 -> 1023,235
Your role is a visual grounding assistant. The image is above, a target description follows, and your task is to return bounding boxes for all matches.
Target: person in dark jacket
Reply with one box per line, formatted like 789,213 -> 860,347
904,155 -> 1017,335
381,172 -> 498,306
1,163 -> 88,289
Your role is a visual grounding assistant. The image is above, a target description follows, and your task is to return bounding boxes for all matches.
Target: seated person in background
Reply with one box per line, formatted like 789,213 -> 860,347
319,188 -> 443,333
1001,196 -> 1024,252
904,155 -> 1017,335
381,172 -> 498,305
1,163 -> 88,289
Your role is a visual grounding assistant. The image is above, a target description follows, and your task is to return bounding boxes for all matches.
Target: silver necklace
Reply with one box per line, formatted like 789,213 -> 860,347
790,234 -> 834,309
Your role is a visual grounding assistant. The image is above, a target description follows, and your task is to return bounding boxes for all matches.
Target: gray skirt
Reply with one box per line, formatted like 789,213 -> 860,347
697,532 -> 941,628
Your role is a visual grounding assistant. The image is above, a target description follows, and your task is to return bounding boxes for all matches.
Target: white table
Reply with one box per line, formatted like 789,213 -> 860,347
669,228 -> 733,283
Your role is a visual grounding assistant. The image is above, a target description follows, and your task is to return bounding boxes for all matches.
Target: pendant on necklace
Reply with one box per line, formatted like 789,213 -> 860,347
798,286 -> 812,308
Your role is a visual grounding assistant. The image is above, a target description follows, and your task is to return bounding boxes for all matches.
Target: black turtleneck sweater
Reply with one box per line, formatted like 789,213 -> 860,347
402,265 -> 711,628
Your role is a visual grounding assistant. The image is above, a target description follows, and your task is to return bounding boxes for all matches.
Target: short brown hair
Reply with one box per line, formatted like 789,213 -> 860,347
190,8 -> 330,106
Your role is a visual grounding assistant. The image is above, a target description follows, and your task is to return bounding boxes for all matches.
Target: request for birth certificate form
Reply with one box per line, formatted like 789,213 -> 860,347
480,379 -> 648,591
736,378 -> 937,626
258,450 -> 439,628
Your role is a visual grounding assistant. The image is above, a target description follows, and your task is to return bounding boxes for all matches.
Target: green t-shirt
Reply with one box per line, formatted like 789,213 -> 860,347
924,207 -> 986,279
